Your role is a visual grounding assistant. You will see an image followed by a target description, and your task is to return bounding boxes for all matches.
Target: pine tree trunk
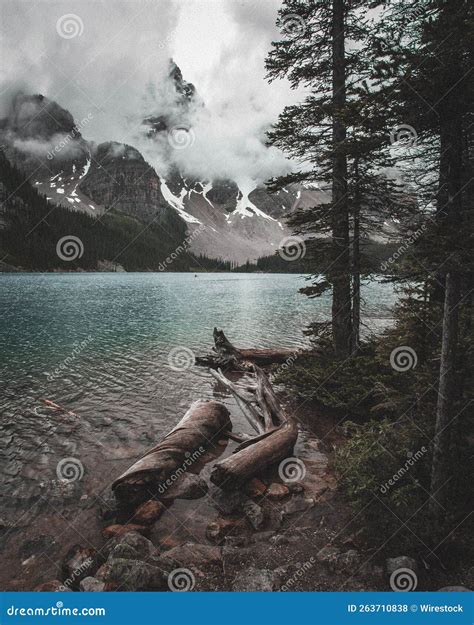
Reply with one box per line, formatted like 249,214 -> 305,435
430,271 -> 461,513
351,161 -> 361,352
331,0 -> 352,357
429,58 -> 465,513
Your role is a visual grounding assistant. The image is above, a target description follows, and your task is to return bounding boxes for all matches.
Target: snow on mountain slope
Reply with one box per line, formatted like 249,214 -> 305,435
33,156 -> 102,216
160,179 -> 201,224
156,175 -> 326,263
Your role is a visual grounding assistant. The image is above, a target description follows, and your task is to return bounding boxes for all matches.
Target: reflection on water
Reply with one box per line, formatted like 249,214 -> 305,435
0,273 -> 396,549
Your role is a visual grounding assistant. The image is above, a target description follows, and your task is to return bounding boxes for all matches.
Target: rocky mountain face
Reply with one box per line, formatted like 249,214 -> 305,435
0,64 -> 325,264
79,142 -> 182,233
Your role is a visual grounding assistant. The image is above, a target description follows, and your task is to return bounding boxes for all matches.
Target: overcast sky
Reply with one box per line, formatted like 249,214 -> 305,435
0,0 -> 302,186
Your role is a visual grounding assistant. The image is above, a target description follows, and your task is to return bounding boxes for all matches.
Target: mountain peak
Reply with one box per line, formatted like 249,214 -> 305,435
0,92 -> 79,140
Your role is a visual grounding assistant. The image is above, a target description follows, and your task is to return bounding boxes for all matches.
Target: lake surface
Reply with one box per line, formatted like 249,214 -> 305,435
0,272 -> 396,588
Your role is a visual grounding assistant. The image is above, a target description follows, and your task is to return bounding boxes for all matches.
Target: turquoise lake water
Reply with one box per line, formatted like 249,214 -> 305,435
0,272 -> 396,522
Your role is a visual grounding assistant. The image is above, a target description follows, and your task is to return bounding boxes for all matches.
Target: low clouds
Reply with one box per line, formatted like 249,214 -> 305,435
0,0 -> 297,186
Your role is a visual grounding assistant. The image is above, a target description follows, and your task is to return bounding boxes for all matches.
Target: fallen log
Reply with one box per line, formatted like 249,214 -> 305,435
209,364 -> 299,489
211,420 -> 298,488
196,327 -> 302,370
112,400 -> 231,505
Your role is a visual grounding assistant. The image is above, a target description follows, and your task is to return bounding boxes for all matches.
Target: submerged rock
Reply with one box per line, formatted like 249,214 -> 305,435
102,530 -> 158,561
206,517 -> 244,543
95,558 -> 167,591
102,524 -> 148,539
267,483 -> 290,500
245,478 -> 267,498
132,500 -> 165,525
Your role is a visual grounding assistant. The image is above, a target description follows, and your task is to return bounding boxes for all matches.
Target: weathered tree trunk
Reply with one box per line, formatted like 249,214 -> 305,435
209,364 -> 298,489
211,420 -> 298,489
331,0 -> 353,357
112,400 -> 231,505
430,272 -> 461,513
196,328 -> 304,370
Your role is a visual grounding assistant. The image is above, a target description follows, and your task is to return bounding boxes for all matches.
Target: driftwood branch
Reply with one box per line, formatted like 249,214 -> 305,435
209,368 -> 265,435
196,327 -> 303,370
208,359 -> 299,489
111,329 -> 301,505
